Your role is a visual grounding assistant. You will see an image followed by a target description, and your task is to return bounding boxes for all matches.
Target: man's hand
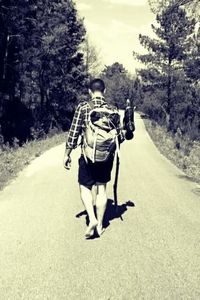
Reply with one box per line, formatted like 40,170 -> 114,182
63,154 -> 72,170
63,147 -> 72,170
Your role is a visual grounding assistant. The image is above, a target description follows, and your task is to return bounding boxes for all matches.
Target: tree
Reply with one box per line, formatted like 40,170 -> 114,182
132,77 -> 144,108
184,27 -> 200,85
32,0 -> 87,131
101,62 -> 136,109
148,0 -> 200,19
82,36 -> 102,78
0,0 -> 88,144
134,6 -> 195,129
0,0 -> 37,143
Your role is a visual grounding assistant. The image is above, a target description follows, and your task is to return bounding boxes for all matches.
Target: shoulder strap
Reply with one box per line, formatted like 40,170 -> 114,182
88,100 -> 95,110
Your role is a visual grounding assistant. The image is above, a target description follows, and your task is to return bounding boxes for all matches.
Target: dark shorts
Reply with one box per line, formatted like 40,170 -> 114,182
78,154 -> 114,189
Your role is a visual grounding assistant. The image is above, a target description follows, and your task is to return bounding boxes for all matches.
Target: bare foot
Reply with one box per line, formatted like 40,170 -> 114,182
85,220 -> 98,239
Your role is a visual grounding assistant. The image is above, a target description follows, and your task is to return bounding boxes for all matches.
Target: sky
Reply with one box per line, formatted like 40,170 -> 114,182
75,0 -> 156,74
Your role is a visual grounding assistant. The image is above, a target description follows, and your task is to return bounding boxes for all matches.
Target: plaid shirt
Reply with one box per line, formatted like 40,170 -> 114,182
66,96 -> 123,149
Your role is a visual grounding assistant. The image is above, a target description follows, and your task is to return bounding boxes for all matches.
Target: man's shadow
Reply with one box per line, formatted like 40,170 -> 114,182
75,199 -> 135,235
104,199 -> 135,228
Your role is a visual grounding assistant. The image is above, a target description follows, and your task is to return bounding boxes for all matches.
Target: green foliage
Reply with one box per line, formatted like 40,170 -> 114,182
184,28 -> 200,84
100,62 -> 136,109
148,0 -> 200,20
134,4 -> 200,140
145,119 -> 200,182
82,36 -> 102,78
0,0 -> 88,144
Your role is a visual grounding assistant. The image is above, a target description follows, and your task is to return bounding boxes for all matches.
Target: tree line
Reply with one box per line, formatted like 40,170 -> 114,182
0,0 -> 199,146
0,0 -> 89,145
134,0 -> 200,140
0,0 -> 138,146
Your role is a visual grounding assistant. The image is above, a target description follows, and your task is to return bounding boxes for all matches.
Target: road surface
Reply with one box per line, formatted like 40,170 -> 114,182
0,113 -> 200,300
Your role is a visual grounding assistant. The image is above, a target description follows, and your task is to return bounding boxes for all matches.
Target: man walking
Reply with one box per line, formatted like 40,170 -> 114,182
63,78 -> 124,239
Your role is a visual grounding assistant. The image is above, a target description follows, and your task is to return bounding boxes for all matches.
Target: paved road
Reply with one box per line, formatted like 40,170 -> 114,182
0,114 -> 200,300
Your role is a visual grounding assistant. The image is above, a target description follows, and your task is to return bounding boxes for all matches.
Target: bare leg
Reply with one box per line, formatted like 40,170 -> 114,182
96,184 -> 107,236
79,185 -> 98,238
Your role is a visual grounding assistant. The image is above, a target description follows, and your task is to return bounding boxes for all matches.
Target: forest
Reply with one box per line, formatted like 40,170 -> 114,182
134,0 -> 200,141
0,0 -> 88,145
0,0 -> 199,148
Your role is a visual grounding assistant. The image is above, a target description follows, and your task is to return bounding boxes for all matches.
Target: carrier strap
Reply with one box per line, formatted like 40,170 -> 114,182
92,129 -> 98,163
88,100 -> 95,110
115,134 -> 120,160
82,146 -> 88,164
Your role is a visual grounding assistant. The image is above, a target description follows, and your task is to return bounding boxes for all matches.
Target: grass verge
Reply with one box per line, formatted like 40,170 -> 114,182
144,119 -> 200,184
0,132 -> 66,191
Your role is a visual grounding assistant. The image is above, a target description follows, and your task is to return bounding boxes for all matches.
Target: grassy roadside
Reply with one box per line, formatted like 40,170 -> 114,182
0,132 -> 66,191
144,119 -> 200,184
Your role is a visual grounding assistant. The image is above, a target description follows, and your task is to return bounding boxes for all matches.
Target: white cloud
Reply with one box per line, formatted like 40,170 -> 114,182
81,0 -> 155,73
76,3 -> 92,11
106,0 -> 148,6
83,18 -> 155,72
84,20 -> 103,34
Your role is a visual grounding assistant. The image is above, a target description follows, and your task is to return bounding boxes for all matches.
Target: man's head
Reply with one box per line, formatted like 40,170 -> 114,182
89,78 -> 105,96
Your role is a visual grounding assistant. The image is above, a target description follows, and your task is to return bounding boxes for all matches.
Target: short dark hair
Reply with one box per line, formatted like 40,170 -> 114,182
89,78 -> 105,93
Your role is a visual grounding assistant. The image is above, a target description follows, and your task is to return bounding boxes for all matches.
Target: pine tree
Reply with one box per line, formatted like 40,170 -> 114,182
0,0 -> 36,143
134,6 -> 195,129
31,0 -> 87,131
148,0 -> 200,19
184,28 -> 200,85
0,0 -> 88,143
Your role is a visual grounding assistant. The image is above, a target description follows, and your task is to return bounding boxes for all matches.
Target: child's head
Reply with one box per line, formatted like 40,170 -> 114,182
89,78 -> 105,95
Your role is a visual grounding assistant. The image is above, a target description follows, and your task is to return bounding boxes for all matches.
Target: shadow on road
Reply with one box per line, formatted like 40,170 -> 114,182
104,199 -> 135,228
177,175 -> 200,196
75,199 -> 135,237
177,174 -> 198,183
192,188 -> 200,196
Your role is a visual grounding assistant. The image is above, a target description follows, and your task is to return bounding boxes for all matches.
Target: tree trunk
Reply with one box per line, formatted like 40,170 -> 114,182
167,59 -> 172,114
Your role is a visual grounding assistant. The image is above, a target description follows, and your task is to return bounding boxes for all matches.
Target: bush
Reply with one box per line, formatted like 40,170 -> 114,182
145,119 -> 200,183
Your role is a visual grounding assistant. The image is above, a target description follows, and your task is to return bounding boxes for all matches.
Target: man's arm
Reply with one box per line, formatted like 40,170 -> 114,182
63,103 -> 84,169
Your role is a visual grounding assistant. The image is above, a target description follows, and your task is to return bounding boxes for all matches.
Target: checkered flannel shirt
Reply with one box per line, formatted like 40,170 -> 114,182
66,96 -> 123,149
